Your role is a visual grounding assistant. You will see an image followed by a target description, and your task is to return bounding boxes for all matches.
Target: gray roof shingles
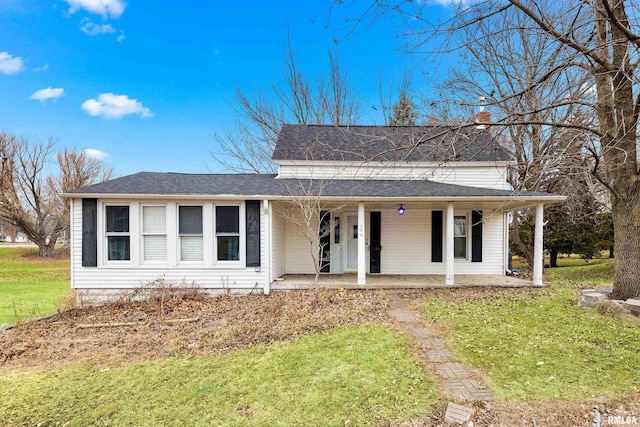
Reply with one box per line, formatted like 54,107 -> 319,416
271,124 -> 512,162
67,172 -> 549,199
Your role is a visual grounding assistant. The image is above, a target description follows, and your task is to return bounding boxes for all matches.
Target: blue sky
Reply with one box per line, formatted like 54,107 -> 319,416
1,0 -> 455,176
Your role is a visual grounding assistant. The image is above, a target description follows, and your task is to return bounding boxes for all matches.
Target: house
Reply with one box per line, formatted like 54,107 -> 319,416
64,124 -> 564,303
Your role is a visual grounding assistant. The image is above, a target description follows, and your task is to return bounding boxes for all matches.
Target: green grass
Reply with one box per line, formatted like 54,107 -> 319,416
0,325 -> 437,427
424,258 -> 639,401
0,246 -> 70,328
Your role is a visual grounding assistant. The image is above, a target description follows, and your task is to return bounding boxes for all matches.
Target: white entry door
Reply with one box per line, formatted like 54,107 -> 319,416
346,215 -> 358,270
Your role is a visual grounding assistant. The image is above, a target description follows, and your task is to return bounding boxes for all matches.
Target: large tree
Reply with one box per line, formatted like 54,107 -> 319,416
338,0 -> 640,299
0,133 -> 112,257
213,40 -> 360,173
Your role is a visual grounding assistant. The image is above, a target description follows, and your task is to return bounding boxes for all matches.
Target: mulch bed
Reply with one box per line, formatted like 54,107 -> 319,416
0,289 -> 390,373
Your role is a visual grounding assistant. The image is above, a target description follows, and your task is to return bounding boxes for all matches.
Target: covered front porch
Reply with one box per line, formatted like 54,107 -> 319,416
271,273 -> 537,290
267,195 -> 556,292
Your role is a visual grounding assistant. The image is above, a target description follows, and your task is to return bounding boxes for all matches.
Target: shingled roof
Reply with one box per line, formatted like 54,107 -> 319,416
272,124 -> 512,163
66,172 -> 554,200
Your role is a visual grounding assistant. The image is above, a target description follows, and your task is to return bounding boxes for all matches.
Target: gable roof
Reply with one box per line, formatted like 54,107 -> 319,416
66,172 -> 559,202
272,124 -> 512,163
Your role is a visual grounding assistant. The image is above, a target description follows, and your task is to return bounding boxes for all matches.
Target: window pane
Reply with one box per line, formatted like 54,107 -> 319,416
217,236 -> 239,261
179,206 -> 203,234
143,206 -> 166,234
144,235 -> 167,261
454,216 -> 466,237
216,206 -> 239,233
108,236 -> 130,260
181,236 -> 203,261
454,236 -> 467,258
106,206 -> 129,232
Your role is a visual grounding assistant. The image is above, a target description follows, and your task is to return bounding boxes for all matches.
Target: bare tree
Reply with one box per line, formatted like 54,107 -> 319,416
212,39 -> 361,173
0,133 -> 112,257
334,0 -> 640,299
276,179 -> 342,305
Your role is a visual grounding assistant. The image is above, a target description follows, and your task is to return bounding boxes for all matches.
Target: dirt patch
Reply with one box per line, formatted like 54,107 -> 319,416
0,290 -> 390,373
396,286 -> 550,308
392,397 -> 640,426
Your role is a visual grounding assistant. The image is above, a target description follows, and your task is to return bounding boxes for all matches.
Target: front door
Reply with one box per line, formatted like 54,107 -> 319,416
346,215 -> 358,270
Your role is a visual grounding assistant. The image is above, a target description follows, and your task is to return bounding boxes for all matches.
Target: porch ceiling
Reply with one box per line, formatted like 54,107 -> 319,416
271,199 -> 548,212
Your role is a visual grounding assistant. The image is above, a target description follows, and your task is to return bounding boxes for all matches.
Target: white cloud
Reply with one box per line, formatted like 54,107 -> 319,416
34,64 -> 49,73
30,87 -> 65,102
81,19 -> 116,35
65,0 -> 126,19
81,93 -> 153,119
83,148 -> 109,160
0,51 -> 24,75
116,31 -> 125,42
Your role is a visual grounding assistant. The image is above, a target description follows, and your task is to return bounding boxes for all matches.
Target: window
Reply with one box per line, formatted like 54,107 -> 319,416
106,206 -> 130,261
216,206 -> 239,261
454,215 -> 467,259
142,206 -> 166,261
179,206 -> 203,261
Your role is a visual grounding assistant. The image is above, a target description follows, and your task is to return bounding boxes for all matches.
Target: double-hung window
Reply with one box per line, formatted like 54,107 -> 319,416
454,215 -> 467,259
106,206 -> 130,261
142,206 -> 167,262
216,205 -> 240,261
179,206 -> 203,262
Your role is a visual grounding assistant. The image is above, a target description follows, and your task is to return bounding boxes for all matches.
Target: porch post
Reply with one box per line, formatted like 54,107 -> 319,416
264,199 -> 271,295
445,202 -> 454,285
533,202 -> 544,286
357,202 -> 366,285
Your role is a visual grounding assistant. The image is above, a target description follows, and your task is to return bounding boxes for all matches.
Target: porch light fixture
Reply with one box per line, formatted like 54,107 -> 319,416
397,205 -> 405,215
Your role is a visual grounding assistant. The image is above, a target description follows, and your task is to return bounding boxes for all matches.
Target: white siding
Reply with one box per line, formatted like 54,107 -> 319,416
277,162 -> 509,189
71,199 -> 266,291
283,211 -> 318,274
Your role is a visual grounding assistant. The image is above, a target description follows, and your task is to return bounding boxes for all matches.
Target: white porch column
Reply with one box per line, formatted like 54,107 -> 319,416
263,199 -> 271,295
533,202 -> 544,286
357,202 -> 366,285
445,202 -> 454,285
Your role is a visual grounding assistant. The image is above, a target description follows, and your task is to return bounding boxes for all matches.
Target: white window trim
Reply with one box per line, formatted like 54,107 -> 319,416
178,204 -> 205,265
453,213 -> 469,261
140,204 -> 168,264
213,203 -> 245,267
104,203 -> 132,264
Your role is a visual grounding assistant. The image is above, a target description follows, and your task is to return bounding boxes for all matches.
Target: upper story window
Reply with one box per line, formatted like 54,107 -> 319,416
142,206 -> 167,262
216,205 -> 240,261
179,206 -> 203,262
106,206 -> 130,261
454,215 -> 467,259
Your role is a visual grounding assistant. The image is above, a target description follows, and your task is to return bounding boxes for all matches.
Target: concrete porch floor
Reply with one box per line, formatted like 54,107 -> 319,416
271,274 -> 539,290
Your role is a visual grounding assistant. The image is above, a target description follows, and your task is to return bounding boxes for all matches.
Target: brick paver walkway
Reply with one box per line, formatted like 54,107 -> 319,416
386,292 -> 495,402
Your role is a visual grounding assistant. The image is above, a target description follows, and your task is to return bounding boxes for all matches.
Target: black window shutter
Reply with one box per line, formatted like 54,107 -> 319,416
82,198 -> 98,267
431,210 -> 443,263
245,201 -> 260,267
471,210 -> 483,262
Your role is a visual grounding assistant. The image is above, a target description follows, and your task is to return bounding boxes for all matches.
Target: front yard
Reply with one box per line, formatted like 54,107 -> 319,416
1,249 -> 639,426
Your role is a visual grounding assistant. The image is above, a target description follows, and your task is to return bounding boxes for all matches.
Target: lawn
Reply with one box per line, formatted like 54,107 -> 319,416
0,246 -> 70,328
424,257 -> 640,401
0,325 -> 437,427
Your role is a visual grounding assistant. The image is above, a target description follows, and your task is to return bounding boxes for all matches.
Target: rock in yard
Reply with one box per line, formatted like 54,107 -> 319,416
444,402 -> 474,425
581,289 -> 597,295
623,299 -> 640,315
600,286 -> 613,297
583,293 -> 606,304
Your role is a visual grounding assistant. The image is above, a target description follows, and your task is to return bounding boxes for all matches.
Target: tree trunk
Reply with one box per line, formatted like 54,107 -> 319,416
611,197 -> 640,299
37,235 -> 57,258
609,246 -> 614,259
550,249 -> 558,268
